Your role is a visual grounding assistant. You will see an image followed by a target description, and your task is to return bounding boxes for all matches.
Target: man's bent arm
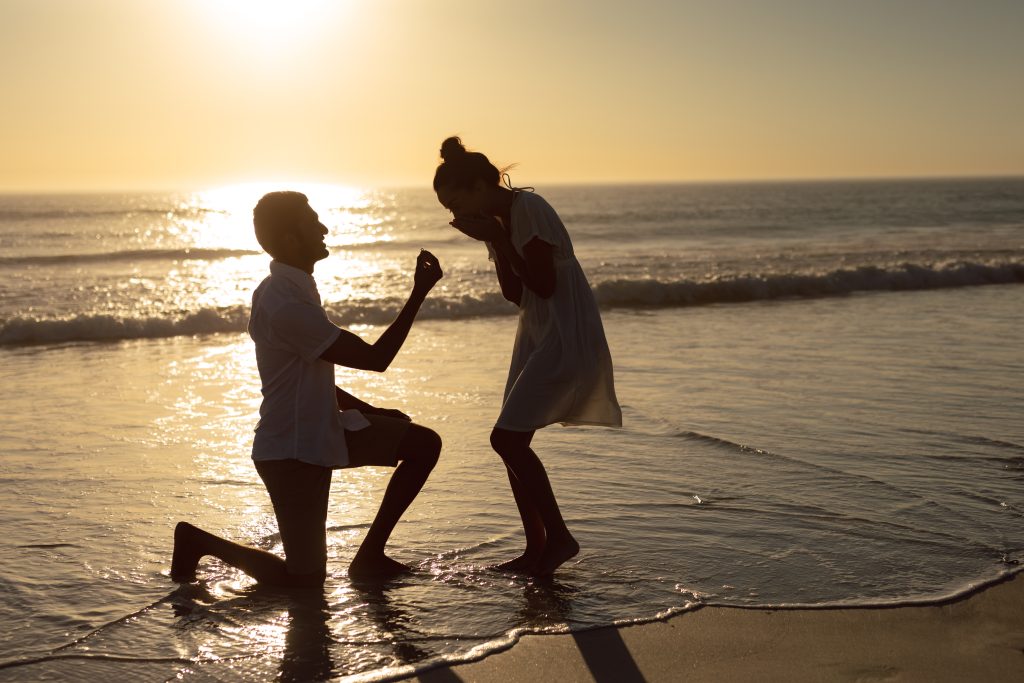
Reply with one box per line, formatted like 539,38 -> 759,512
320,287 -> 428,372
320,250 -> 441,372
335,386 -> 375,412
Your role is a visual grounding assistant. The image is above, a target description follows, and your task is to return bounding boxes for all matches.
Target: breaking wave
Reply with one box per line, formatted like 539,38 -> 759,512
0,248 -> 260,267
1,260 -> 1020,345
593,259 -> 1024,308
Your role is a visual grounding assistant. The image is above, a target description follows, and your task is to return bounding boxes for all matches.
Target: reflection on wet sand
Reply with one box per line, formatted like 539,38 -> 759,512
279,592 -> 333,683
169,583 -> 335,680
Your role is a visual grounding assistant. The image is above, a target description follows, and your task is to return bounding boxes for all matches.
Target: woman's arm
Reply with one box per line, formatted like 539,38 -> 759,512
452,216 -> 556,301
491,245 -> 523,305
490,235 -> 556,300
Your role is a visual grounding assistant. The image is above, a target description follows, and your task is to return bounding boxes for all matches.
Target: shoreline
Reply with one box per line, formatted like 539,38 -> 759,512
405,573 -> 1024,682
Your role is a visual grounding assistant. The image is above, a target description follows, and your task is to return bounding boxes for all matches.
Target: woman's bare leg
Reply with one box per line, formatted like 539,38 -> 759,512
493,461 -> 547,572
490,428 -> 579,576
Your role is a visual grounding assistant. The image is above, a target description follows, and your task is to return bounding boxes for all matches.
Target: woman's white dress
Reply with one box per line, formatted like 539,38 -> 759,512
489,191 -> 622,432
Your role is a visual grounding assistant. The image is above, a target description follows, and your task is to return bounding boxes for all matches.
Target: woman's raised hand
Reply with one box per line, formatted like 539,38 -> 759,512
450,215 -> 503,242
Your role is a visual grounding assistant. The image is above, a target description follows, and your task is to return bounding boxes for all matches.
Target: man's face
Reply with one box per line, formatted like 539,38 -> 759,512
290,203 -> 330,264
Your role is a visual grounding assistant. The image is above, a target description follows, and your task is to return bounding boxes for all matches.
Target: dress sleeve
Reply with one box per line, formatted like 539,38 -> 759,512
269,300 -> 342,363
510,194 -> 564,255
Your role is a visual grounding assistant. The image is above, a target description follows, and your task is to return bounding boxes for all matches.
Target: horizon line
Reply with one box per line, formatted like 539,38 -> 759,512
1,172 -> 1023,195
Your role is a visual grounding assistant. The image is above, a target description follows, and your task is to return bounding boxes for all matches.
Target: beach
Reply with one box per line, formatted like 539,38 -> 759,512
1,181 -> 1022,680
4,0 -> 1024,678
409,573 -> 1024,682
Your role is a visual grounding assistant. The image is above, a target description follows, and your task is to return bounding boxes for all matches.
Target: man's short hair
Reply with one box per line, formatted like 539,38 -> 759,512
253,191 -> 310,257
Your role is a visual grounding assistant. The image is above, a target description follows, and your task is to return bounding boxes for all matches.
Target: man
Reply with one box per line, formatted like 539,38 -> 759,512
171,190 -> 444,586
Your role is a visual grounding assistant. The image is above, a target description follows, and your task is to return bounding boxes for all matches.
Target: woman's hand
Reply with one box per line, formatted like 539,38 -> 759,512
413,249 -> 443,293
450,215 -> 504,242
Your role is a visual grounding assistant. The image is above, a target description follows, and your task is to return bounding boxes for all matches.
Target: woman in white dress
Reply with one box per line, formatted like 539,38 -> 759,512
433,137 -> 622,575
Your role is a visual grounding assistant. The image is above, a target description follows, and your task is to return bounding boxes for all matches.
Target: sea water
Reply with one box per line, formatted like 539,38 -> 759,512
1,179 -> 1022,680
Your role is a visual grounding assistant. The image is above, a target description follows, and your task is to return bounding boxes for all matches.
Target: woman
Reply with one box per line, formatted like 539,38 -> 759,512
433,137 -> 622,575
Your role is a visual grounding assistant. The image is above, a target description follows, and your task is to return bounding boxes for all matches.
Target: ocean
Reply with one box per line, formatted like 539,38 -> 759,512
1,179 -> 1022,681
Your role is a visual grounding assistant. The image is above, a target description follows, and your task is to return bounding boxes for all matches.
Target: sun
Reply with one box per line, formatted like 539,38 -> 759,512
194,0 -> 353,56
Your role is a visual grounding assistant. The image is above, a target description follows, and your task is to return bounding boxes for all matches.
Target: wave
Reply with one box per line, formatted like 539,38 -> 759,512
0,308 -> 251,346
0,248 -> 261,267
1,261 -> 1021,346
0,206 -> 219,222
0,239 -> 451,267
593,260 -> 1024,308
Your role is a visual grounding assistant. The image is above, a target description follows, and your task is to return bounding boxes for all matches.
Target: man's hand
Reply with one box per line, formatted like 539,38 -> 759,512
450,215 -> 503,242
323,253 -> 442,373
414,249 -> 443,293
368,407 -> 411,421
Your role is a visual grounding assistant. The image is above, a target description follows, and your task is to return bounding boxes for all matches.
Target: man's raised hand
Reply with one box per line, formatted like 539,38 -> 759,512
414,249 -> 443,293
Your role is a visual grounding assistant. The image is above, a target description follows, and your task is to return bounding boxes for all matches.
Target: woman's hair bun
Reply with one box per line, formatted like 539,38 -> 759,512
440,136 -> 467,162
432,136 -> 501,191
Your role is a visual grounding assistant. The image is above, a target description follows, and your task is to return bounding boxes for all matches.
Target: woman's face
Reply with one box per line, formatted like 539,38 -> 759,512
436,181 -> 487,219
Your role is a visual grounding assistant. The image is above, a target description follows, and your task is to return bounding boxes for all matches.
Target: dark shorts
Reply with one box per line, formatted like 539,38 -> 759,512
253,414 -> 411,576
344,414 -> 411,469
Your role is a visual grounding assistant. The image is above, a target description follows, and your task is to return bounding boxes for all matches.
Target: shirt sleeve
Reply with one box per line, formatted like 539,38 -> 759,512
269,300 -> 342,363
511,194 -> 564,255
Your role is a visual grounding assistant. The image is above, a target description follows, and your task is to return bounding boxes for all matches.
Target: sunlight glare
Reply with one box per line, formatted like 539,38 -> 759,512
200,182 -> 365,220
197,182 -> 386,249
195,0 -> 352,55
191,182 -> 389,310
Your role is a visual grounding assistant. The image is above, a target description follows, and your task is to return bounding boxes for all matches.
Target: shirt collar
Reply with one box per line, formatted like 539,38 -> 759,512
269,260 -> 321,302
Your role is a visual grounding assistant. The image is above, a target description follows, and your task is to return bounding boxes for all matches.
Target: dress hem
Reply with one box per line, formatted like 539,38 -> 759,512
493,417 -> 623,432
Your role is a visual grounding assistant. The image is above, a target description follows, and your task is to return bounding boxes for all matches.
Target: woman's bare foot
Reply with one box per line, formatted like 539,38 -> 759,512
170,522 -> 205,581
531,535 -> 579,576
491,550 -> 542,573
349,551 -> 412,579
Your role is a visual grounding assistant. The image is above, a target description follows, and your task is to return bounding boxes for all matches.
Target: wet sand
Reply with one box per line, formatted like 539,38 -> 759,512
409,573 -> 1024,682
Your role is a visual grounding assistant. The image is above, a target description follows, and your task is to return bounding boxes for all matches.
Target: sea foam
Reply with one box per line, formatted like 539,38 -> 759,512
2,260 -> 1020,346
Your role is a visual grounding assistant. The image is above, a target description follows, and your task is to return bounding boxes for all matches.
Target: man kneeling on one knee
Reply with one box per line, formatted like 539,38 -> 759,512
172,190 -> 444,586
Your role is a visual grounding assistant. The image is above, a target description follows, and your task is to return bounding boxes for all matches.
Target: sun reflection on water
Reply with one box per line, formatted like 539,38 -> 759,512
191,182 -> 388,250
166,183 -> 397,310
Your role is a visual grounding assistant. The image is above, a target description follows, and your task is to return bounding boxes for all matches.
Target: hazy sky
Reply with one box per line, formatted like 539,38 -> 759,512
2,0 -> 1022,191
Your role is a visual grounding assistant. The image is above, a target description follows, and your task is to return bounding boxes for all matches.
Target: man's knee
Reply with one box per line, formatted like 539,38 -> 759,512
406,424 -> 441,467
422,426 -> 442,465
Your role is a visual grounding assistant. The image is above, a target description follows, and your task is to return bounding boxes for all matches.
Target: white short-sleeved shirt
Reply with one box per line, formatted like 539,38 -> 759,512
248,261 -> 370,467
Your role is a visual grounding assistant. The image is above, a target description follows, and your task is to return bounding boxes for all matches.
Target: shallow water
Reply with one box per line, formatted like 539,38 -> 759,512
1,283 -> 1022,680
2,179 -> 1022,678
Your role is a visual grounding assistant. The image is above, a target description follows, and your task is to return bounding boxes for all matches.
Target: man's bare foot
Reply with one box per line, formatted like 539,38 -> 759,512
170,522 -> 205,581
349,551 -> 412,579
531,535 -> 579,576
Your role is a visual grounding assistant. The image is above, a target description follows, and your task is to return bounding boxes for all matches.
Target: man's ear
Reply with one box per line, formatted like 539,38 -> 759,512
269,230 -> 297,259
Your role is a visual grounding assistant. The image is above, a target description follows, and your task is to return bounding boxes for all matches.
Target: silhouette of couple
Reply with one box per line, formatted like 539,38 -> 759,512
172,138 -> 621,586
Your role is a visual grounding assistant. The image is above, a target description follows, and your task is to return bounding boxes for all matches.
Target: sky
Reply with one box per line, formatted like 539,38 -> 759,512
1,0 -> 1022,191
